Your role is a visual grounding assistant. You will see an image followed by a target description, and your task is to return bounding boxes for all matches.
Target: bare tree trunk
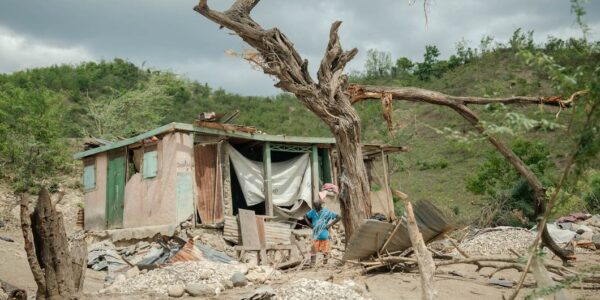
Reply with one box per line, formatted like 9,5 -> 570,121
193,0 -> 370,238
20,188 -> 85,300
348,85 -> 584,263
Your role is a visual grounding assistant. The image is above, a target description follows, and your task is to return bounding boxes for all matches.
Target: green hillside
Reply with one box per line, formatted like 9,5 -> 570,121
1,30 -> 598,225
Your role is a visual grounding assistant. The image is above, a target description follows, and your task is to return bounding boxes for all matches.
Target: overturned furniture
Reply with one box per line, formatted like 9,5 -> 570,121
74,122 -> 405,232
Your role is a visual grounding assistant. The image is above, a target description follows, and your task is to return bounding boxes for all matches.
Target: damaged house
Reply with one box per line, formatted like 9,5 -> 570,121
74,122 -> 405,232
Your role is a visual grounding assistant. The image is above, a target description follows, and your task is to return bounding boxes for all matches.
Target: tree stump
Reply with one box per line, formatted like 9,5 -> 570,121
20,188 -> 87,300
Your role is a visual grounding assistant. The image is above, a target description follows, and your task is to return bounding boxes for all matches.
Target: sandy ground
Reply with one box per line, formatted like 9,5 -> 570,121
1,227 -> 599,300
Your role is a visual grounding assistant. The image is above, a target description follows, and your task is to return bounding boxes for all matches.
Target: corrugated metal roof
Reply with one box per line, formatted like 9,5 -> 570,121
74,122 -> 337,159
343,200 -> 454,261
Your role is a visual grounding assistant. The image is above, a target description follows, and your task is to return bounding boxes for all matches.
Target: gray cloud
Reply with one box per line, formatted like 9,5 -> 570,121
0,0 -> 598,95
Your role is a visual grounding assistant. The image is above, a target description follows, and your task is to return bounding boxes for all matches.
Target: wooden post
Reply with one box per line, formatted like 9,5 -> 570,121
263,142 -> 273,216
311,145 -> 320,203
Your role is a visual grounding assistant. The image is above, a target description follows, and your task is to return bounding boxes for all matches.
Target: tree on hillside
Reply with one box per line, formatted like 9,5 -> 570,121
365,49 -> 393,78
193,0 -> 580,265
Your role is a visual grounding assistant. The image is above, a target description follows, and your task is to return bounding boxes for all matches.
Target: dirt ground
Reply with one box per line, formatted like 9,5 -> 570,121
1,228 -> 599,300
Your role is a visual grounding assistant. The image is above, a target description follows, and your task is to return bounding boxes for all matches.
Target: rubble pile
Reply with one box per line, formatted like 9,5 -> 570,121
275,278 -> 365,300
455,227 -> 535,256
105,261 -> 246,294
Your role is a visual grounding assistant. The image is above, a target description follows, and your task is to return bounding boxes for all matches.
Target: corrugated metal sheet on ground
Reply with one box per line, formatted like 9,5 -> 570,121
343,200 -> 454,261
223,215 -> 291,245
169,239 -> 233,264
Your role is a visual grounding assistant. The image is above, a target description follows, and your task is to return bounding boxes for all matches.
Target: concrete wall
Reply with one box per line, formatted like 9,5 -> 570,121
84,153 -> 107,230
123,132 -> 195,228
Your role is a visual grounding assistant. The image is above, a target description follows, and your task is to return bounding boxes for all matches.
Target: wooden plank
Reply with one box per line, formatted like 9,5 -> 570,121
256,216 -> 267,248
194,120 -> 257,134
238,209 -> 261,248
263,142 -> 273,216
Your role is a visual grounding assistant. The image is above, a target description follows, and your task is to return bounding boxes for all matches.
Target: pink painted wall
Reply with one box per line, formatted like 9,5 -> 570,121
84,153 -> 107,230
123,132 -> 195,228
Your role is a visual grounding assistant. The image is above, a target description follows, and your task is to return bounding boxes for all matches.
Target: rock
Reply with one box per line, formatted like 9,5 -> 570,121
221,279 -> 234,289
231,272 -> 247,287
185,283 -> 215,297
575,231 -> 594,241
113,274 -> 126,285
197,269 -> 212,280
168,285 -> 185,298
593,234 -> 600,249
126,266 -> 140,278
246,271 -> 267,283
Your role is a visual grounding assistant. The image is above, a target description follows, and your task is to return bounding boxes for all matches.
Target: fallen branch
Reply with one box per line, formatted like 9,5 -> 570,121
393,190 -> 437,300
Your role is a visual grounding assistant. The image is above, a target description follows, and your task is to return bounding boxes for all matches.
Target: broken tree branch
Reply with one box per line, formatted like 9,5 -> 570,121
393,189 -> 437,300
349,84 -> 581,263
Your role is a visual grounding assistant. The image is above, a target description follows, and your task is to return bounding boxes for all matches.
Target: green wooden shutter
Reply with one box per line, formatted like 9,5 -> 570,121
83,164 -> 96,190
143,151 -> 158,178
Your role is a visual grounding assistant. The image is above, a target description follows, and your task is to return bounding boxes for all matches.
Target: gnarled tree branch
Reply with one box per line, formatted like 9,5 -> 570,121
349,84 -> 585,264
194,0 -> 370,239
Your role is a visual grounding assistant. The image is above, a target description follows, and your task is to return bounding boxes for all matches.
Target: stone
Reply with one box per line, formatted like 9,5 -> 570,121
221,279 -> 234,289
246,271 -> 268,283
231,272 -> 247,287
126,266 -> 140,278
197,269 -> 212,280
168,285 -> 185,298
575,231 -> 594,241
593,234 -> 600,249
185,283 -> 215,297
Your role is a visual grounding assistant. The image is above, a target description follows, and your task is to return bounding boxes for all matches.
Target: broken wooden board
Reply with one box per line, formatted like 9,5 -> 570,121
238,209 -> 261,248
343,200 -> 454,261
193,121 -> 257,134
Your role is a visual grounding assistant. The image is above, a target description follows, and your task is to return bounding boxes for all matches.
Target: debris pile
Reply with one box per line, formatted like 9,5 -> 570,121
455,227 -> 535,256
275,279 -> 365,300
103,260 -> 282,296
554,213 -> 600,250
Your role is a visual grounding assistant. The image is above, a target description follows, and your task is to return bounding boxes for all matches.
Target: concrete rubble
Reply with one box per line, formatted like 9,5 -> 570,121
455,227 -> 535,256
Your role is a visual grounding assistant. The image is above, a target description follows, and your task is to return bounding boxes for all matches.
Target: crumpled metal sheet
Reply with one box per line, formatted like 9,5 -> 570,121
343,200 -> 454,261
169,239 -> 233,264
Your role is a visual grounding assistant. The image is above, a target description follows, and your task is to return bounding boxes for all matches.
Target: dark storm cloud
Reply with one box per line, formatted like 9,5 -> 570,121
0,0 -> 598,95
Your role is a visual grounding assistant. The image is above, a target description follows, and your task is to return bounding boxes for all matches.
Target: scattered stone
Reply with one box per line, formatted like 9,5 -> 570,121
276,278 -> 364,300
454,228 -> 535,256
243,285 -> 276,300
592,234 -> 600,249
168,285 -> 185,298
0,288 -> 8,300
231,272 -> 248,287
488,278 -> 514,288
126,266 -> 140,278
185,283 -> 215,297
221,279 -> 234,289
246,271 -> 267,283
107,261 -> 247,294
0,236 -> 14,243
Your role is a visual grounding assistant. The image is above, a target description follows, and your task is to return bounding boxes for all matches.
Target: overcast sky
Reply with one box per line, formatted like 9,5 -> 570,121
1,0 -> 599,95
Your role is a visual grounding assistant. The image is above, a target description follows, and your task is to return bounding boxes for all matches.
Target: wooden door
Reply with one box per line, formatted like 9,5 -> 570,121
106,151 -> 125,229
194,144 -> 223,224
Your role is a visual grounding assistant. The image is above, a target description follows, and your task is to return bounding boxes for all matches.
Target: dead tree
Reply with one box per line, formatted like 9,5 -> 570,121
348,84 -> 584,263
20,188 -> 86,300
194,0 -> 370,238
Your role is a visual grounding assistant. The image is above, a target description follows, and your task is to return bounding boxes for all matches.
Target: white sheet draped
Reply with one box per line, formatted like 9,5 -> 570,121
226,143 -> 312,218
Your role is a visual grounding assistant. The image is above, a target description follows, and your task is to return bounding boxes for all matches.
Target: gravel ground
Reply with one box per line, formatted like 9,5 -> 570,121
275,278 -> 365,300
455,228 -> 535,256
